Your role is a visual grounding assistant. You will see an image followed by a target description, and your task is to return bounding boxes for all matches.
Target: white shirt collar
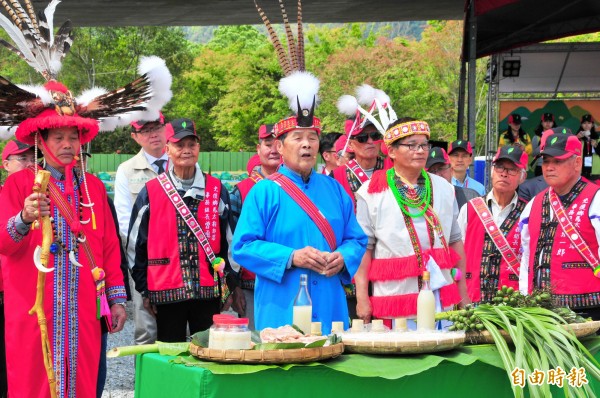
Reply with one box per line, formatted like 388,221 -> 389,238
143,151 -> 168,167
486,190 -> 519,211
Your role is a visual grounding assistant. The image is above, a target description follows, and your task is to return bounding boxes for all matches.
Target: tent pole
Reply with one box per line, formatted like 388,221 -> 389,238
485,54 -> 499,191
457,60 -> 466,140
467,0 -> 477,178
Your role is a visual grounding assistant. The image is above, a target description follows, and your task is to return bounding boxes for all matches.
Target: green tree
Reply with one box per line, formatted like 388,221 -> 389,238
62,26 -> 196,153
208,25 -> 269,51
173,25 -> 287,151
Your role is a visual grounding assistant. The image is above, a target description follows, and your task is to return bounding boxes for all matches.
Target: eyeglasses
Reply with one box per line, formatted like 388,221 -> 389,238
397,143 -> 431,152
8,156 -> 35,163
493,163 -> 520,176
133,124 -> 164,134
353,132 -> 383,144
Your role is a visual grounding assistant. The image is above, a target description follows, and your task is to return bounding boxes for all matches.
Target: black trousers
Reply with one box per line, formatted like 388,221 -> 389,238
346,297 -> 357,321
155,298 -> 220,342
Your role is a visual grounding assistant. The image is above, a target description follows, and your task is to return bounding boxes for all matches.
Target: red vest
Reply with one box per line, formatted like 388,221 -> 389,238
236,171 -> 264,203
234,173 -> 265,284
145,174 -> 221,294
236,177 -> 256,203
464,198 -> 524,303
528,182 -> 600,297
332,165 -> 355,207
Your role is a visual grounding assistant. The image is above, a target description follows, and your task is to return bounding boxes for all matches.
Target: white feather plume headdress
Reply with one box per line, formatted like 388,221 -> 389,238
255,0 -> 321,137
336,84 -> 398,138
0,0 -> 172,144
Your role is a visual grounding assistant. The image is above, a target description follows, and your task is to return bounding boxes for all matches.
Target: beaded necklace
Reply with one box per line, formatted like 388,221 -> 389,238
49,170 -> 84,257
387,168 -> 432,217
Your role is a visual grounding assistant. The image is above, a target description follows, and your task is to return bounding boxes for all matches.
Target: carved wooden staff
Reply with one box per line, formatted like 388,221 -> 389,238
28,170 -> 57,398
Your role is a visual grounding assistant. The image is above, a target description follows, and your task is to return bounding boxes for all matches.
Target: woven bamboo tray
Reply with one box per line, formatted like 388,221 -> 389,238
189,342 -> 344,364
341,331 -> 466,355
466,320 -> 600,345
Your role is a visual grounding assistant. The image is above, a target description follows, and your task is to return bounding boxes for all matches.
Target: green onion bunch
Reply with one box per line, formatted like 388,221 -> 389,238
438,303 -> 600,397
476,304 -> 600,398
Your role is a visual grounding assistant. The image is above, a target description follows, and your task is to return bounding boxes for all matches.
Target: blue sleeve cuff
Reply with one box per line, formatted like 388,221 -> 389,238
286,251 -> 295,269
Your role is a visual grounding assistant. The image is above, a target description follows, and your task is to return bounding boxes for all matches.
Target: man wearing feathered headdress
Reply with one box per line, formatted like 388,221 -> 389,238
333,86 -> 391,319
334,85 -> 389,209
0,1 -> 172,396
232,0 -> 367,335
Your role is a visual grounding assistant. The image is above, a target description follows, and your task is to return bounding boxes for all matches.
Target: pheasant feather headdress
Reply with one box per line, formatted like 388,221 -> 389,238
0,0 -> 172,145
255,0 -> 320,138
337,84 -> 398,138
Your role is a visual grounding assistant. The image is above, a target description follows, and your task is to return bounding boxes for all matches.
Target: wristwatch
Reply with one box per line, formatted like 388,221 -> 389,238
113,302 -> 126,308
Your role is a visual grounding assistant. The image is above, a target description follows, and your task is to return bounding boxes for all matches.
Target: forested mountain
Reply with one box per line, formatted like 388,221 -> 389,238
182,21 -> 425,44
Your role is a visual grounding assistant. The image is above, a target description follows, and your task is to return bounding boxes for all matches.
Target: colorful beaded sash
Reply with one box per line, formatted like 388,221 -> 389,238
471,197 -> 520,277
548,187 -> 600,277
157,173 -> 230,303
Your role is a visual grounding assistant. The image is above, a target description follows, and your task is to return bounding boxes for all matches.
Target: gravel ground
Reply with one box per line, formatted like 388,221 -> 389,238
102,306 -> 136,398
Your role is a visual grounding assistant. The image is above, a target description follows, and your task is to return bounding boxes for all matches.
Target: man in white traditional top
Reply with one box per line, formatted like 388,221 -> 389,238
458,145 -> 527,304
355,119 -> 469,328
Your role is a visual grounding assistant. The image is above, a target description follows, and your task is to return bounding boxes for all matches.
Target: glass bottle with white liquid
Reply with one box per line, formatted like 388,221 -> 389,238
293,273 -> 312,335
417,271 -> 436,331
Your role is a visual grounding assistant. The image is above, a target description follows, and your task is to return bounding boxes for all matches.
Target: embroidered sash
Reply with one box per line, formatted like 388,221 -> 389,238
471,197 -> 520,277
46,176 -> 113,330
548,187 -> 600,277
268,173 -> 337,251
157,173 -> 230,301
346,159 -> 370,184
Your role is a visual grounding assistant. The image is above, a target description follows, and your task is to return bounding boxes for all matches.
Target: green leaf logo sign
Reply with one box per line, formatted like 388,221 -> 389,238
457,141 -> 462,145
551,137 -> 558,145
508,148 -> 514,154
182,121 -> 187,129
431,150 -> 436,157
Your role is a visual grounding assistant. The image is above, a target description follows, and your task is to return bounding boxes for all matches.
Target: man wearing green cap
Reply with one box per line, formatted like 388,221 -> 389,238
458,145 -> 527,304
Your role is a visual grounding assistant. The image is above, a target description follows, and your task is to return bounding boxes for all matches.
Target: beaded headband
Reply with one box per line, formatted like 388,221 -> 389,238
384,121 -> 431,146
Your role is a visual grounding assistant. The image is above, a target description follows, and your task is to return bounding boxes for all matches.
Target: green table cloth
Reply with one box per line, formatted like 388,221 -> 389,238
135,341 -> 600,398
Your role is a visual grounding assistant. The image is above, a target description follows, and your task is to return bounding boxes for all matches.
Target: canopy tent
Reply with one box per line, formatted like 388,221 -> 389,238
462,0 -> 600,61
497,42 -> 600,95
459,0 -> 600,186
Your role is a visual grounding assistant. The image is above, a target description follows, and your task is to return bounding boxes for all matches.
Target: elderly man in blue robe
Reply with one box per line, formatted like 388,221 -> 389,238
232,72 -> 367,335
